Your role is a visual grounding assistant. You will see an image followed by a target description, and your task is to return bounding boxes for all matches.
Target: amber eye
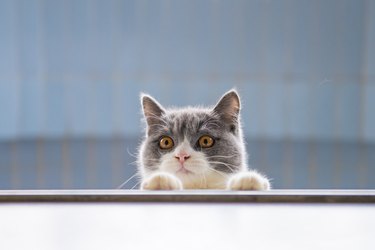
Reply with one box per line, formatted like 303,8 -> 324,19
198,135 -> 214,148
159,136 -> 174,149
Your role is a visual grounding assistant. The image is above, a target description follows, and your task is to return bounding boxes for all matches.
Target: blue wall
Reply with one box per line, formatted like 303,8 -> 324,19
1,0 -> 374,141
0,0 -> 375,189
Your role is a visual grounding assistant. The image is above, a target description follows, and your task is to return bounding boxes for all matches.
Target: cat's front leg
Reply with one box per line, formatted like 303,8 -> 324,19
227,171 -> 270,191
141,172 -> 183,190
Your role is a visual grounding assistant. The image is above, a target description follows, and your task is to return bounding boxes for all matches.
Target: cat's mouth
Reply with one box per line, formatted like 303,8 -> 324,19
176,166 -> 193,175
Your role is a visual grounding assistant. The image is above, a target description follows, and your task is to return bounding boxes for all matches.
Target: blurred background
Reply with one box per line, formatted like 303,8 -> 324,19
0,0 -> 374,189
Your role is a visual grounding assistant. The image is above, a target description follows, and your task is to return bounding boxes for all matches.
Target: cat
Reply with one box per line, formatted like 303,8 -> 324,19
138,89 -> 270,190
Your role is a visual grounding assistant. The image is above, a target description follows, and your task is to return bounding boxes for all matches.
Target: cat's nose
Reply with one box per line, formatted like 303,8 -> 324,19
175,153 -> 191,163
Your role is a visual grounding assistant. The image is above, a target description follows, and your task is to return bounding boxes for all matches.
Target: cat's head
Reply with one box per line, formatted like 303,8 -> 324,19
138,90 -> 247,188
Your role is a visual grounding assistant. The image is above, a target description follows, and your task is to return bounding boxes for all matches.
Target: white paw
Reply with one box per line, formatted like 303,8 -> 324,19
227,171 -> 270,191
141,173 -> 183,190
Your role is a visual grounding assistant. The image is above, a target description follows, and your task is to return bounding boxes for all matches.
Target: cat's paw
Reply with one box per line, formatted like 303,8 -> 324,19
141,173 -> 183,190
227,171 -> 270,191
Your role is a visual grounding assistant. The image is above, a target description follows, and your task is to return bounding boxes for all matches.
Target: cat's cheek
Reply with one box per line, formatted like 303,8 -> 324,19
227,171 -> 270,191
141,172 -> 183,190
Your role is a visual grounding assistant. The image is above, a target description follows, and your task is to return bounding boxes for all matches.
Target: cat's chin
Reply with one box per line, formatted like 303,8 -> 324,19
174,170 -> 198,182
175,167 -> 194,175
160,161 -> 202,177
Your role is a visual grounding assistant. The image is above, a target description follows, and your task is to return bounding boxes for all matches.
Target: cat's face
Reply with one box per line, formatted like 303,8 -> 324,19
139,90 -> 247,187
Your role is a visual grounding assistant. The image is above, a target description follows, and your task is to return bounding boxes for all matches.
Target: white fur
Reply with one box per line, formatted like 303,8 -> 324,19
227,171 -> 270,190
141,172 -> 183,190
142,138 -> 229,189
141,138 -> 270,190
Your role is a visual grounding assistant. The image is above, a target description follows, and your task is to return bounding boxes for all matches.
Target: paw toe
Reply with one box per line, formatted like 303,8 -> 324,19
141,173 -> 183,190
228,172 -> 270,191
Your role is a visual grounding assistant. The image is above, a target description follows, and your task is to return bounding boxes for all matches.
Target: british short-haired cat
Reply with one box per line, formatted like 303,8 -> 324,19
138,89 -> 270,190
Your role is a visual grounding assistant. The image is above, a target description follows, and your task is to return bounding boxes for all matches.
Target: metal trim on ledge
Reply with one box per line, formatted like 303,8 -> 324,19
0,190 -> 374,203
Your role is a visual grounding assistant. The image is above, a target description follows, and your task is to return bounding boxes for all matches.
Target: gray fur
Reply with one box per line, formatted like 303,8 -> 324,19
139,90 -> 247,175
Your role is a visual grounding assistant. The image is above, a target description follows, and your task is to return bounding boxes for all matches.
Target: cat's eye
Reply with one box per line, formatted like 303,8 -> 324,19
198,135 -> 214,148
159,136 -> 174,149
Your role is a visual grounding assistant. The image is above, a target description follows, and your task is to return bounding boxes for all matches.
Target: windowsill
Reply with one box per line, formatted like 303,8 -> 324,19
0,189 -> 374,203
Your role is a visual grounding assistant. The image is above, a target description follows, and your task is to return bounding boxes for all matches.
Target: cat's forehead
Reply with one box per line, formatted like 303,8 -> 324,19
164,108 -> 220,135
167,108 -> 212,121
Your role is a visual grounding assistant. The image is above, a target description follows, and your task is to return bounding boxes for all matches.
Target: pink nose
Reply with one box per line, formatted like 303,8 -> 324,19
175,152 -> 190,163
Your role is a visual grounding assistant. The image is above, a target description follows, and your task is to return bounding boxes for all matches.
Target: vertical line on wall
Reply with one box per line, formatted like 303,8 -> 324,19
209,0 -> 220,89
62,0 -> 72,188
185,0 -> 197,101
160,0 -> 172,103
238,0 -> 246,83
11,0 -> 21,189
234,0 -> 246,103
307,2 -> 320,188
257,1 -> 270,179
10,141 -> 20,189
36,138 -> 45,188
282,0 -> 294,188
36,0 -> 46,189
112,135 -> 122,188
358,0 -> 370,188
110,0 -> 122,187
134,0 -> 147,83
332,2 -> 346,188
61,138 -> 71,188
110,0 -> 121,137
86,1 -> 98,188
87,137 -> 97,188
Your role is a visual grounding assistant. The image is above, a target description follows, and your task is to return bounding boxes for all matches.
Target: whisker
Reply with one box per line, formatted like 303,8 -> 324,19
183,159 -> 232,180
126,147 -> 138,159
117,173 -> 140,189
205,165 -> 228,178
208,160 -> 239,168
131,181 -> 141,190
129,160 -> 139,166
208,161 -> 237,172
206,155 -> 237,159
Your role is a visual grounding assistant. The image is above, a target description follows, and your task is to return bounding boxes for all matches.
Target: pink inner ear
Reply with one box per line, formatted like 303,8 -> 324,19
213,91 -> 240,120
143,96 -> 164,117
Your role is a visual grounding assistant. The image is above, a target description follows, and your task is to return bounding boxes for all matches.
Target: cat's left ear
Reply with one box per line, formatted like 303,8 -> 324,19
141,93 -> 166,128
213,89 -> 241,129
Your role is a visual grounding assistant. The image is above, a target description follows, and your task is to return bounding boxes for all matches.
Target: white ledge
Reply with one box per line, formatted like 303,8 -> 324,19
0,189 -> 374,203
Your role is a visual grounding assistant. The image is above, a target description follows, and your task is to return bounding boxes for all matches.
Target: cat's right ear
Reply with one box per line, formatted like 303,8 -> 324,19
213,90 -> 241,133
141,93 -> 165,127
213,89 -> 240,121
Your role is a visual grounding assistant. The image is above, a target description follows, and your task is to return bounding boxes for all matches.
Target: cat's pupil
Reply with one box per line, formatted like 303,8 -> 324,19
165,140 -> 169,145
204,139 -> 208,144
